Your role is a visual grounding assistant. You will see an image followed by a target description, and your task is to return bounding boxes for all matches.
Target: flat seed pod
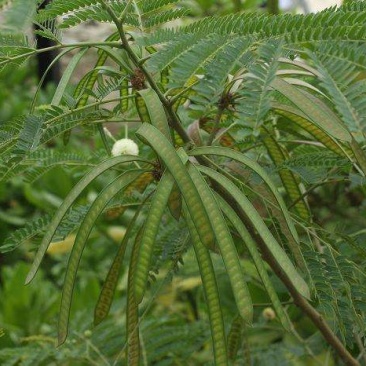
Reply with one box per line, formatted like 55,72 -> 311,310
227,315 -> 245,361
135,94 -> 151,123
133,171 -> 175,304
120,77 -> 130,112
127,226 -> 144,366
26,155 -> 151,285
137,89 -> 172,142
189,146 -> 300,244
263,134 -> 310,221
58,170 -> 143,345
350,138 -> 366,176
136,123 -> 215,250
198,165 -> 310,300
187,163 -> 253,323
168,182 -> 182,221
190,146 -> 309,275
218,195 -> 292,331
94,201 -> 147,325
271,77 -> 352,142
184,206 -> 229,366
272,102 -> 350,156
74,32 -> 120,104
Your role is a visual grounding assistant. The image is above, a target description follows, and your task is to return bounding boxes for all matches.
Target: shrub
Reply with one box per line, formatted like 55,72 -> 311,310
1,1 -> 366,365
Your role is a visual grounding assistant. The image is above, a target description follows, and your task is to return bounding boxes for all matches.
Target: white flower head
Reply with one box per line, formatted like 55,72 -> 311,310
111,138 -> 139,157
262,307 -> 276,321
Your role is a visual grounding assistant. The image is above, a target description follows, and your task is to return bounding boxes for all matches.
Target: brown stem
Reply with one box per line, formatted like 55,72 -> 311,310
97,4 -> 359,365
355,332 -> 366,365
206,107 -> 224,146
213,183 -> 360,366
232,0 -> 242,12
100,0 -> 192,145
278,270 -> 359,366
267,0 -> 280,15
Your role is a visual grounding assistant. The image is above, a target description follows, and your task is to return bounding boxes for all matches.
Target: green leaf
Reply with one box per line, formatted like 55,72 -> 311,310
1,214 -> 52,253
238,40 -> 283,132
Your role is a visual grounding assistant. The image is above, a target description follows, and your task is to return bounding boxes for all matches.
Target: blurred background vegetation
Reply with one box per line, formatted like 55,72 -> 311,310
1,0 -> 364,365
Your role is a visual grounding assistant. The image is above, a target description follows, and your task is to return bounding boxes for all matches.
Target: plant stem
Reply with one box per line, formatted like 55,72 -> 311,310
267,0 -> 280,14
97,124 -> 111,156
207,107 -> 225,146
355,332 -> 366,365
232,0 -> 242,12
227,194 -> 360,366
92,5 -> 360,365
99,0 -> 192,145
0,41 -> 122,69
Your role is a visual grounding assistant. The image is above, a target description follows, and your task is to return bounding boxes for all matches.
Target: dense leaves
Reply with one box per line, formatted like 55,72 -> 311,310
1,1 -> 366,365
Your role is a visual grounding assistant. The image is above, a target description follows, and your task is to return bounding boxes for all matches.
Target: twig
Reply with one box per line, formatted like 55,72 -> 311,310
99,0 -> 192,145
214,184 -> 360,366
267,0 -> 280,15
95,4 -> 360,365
98,124 -> 111,156
355,332 -> 366,365
207,107 -> 225,146
232,0 -> 242,12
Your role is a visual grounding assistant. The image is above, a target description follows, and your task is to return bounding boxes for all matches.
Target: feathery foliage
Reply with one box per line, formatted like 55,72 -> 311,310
1,1 -> 366,365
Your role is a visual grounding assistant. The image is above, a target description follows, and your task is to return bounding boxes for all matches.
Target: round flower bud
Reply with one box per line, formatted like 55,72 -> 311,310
84,330 -> 92,338
262,307 -> 276,321
111,138 -> 139,157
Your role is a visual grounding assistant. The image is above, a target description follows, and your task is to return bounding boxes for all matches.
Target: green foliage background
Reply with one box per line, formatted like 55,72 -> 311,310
1,0 -> 366,365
